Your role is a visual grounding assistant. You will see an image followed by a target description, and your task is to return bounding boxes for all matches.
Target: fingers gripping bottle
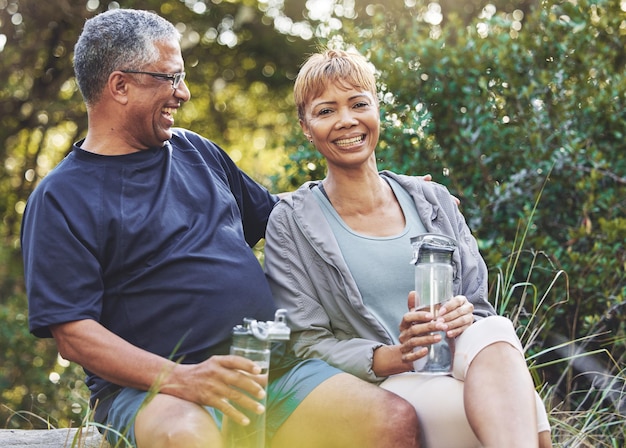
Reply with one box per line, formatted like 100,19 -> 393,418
222,309 -> 291,448
410,234 -> 456,374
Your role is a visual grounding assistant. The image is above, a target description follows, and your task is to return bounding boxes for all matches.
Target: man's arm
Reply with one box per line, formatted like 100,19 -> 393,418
51,320 -> 177,390
51,319 -> 266,425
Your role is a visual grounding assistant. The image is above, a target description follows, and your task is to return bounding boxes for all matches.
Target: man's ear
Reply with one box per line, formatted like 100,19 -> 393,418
108,71 -> 130,105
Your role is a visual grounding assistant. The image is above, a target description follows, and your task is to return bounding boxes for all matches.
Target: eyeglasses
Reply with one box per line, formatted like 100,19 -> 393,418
121,70 -> 186,89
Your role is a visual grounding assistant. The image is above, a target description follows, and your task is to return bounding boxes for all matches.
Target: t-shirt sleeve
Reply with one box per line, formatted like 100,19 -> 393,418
178,130 -> 278,246
21,179 -> 103,338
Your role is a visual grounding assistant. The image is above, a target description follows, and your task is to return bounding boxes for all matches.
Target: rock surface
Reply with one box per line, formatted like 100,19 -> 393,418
0,428 -> 109,448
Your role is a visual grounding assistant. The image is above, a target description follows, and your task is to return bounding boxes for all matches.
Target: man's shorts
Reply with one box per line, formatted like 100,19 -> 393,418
104,358 -> 341,447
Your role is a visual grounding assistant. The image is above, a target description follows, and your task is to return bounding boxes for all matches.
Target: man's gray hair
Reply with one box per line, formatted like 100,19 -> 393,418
74,9 -> 180,106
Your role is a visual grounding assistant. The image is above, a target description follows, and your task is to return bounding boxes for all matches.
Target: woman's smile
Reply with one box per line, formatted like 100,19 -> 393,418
334,134 -> 366,148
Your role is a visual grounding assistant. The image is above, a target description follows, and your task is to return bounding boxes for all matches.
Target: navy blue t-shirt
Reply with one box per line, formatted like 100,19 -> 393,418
21,128 -> 281,417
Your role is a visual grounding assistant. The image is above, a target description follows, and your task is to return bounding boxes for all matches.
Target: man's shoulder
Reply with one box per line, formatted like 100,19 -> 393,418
171,127 -> 199,139
171,128 -> 216,147
170,128 -> 228,158
29,153 -> 78,196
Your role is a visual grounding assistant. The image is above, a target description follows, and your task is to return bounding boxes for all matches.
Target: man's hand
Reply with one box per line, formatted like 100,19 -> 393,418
171,355 -> 267,426
422,173 -> 461,206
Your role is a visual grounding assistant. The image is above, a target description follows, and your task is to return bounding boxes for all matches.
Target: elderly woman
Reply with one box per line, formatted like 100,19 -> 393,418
264,48 -> 552,448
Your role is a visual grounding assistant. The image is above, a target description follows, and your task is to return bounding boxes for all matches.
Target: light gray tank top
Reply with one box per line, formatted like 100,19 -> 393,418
312,177 -> 427,342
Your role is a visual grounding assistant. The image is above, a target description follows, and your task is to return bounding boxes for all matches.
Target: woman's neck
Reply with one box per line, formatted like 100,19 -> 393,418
322,170 -> 406,236
323,169 -> 387,211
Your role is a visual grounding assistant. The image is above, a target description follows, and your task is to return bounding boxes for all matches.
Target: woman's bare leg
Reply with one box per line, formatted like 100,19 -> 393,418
464,342 -> 538,448
272,373 -> 422,448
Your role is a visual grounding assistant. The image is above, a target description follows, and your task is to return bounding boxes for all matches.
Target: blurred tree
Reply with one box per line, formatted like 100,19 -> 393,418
284,0 -> 625,412
0,0 -> 318,428
1,0 -> 93,427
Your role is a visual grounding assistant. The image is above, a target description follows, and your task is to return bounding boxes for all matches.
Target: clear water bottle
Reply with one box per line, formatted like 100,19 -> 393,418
410,234 -> 456,374
222,309 -> 291,448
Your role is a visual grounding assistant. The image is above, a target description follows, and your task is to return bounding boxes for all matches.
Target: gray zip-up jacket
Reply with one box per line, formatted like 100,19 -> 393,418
264,171 -> 496,383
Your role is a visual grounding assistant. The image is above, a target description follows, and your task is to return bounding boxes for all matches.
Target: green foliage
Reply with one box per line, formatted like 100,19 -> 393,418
1,0 -> 625,443
1,291 -> 90,429
282,0 -> 625,437
0,0 -> 314,430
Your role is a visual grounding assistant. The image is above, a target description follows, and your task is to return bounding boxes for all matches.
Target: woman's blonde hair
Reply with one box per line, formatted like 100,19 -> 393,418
294,48 -> 378,121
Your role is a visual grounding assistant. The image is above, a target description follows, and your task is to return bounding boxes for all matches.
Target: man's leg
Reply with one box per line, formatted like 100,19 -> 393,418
133,394 -> 222,448
271,372 -> 421,448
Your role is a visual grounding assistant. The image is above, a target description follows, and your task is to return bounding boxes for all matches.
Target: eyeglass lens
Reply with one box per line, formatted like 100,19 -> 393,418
172,72 -> 185,89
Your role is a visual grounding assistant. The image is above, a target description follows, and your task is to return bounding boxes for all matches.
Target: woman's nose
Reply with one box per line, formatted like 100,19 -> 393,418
335,108 -> 358,128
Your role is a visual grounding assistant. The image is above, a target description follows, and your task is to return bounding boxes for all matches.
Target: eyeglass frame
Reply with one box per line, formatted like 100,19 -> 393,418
121,70 -> 186,89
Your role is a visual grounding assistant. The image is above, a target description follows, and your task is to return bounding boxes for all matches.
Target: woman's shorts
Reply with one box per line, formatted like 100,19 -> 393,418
381,315 -> 550,448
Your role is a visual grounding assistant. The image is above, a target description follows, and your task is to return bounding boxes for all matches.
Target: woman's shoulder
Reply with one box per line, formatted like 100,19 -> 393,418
269,181 -> 326,233
381,170 -> 451,196
276,181 -> 321,207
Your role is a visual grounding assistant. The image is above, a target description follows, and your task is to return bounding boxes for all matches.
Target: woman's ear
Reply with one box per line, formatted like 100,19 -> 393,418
300,119 -> 312,142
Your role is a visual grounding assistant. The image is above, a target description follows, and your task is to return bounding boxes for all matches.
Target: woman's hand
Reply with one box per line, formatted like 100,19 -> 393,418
398,296 -> 448,364
399,292 -> 474,363
438,295 -> 474,338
